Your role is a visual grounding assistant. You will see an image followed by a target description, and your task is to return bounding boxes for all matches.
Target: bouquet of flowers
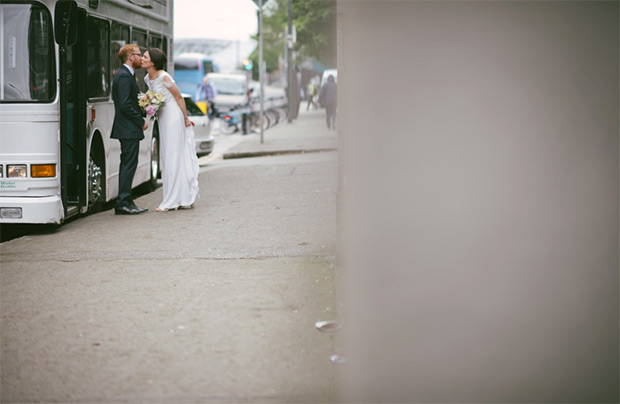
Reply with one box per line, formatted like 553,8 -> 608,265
138,90 -> 165,119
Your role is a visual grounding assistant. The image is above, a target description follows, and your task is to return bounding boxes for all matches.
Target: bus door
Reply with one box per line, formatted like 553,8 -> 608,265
55,1 -> 87,216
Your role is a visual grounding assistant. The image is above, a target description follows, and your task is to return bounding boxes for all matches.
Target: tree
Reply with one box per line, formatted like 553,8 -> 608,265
248,0 -> 336,80
291,0 -> 336,67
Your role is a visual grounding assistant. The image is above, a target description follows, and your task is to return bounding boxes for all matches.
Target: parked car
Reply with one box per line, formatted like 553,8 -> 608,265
208,72 -> 251,114
184,95 -> 214,157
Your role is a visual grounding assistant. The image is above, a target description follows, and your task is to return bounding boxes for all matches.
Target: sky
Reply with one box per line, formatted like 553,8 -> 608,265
174,0 -> 259,41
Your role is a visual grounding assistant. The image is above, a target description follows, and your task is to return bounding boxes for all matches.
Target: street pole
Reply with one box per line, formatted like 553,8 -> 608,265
287,0 -> 293,123
259,0 -> 264,143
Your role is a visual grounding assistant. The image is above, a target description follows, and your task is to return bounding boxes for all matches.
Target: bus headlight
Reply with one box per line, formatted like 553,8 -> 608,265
7,165 -> 27,178
32,164 -> 56,178
0,207 -> 22,219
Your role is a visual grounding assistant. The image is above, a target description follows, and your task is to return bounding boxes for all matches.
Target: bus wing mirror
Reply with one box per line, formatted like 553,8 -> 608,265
54,0 -> 78,47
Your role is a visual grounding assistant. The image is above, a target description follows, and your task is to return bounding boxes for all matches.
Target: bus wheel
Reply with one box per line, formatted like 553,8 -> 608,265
148,132 -> 160,191
88,155 -> 104,212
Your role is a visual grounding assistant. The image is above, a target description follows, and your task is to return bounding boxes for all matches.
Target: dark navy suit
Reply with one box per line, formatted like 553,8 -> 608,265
111,64 -> 145,209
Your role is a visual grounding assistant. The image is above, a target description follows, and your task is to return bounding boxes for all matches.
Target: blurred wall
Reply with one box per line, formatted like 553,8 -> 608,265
338,1 -> 619,402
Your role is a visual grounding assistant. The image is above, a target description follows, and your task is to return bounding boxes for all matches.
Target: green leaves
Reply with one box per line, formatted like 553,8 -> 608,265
289,0 -> 336,66
248,0 -> 336,79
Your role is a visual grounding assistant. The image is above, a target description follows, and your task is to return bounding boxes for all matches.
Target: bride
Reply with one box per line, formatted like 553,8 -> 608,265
142,48 -> 199,212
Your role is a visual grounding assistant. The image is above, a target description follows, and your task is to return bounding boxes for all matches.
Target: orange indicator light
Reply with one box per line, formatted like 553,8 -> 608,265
31,164 -> 56,178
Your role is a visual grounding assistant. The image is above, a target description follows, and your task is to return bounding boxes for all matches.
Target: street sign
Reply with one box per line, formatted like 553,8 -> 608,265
251,0 -> 265,8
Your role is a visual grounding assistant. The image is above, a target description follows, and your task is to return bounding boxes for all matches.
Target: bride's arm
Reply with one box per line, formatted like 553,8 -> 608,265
162,75 -> 193,127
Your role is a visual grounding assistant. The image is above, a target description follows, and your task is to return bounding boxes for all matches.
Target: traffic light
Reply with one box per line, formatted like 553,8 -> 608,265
243,59 -> 253,71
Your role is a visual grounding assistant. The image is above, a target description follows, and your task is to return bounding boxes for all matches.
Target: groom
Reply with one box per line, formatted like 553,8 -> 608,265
111,44 -> 148,215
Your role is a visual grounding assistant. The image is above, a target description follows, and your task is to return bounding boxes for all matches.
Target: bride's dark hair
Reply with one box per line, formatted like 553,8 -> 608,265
147,47 -> 167,70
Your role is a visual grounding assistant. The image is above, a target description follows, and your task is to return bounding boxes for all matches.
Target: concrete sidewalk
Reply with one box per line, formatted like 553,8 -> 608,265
199,108 -> 337,164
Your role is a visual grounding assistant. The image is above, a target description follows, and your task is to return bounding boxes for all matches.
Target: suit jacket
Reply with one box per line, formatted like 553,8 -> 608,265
111,65 -> 145,140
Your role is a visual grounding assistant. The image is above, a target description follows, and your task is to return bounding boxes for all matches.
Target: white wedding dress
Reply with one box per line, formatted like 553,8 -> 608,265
145,71 -> 199,210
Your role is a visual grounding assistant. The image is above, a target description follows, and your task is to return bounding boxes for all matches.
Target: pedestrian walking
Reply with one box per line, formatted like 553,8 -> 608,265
306,81 -> 317,110
318,75 -> 337,129
111,44 -> 149,215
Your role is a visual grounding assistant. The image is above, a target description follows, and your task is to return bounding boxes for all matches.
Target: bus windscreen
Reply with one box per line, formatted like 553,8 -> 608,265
174,59 -> 199,71
1,3 -> 55,102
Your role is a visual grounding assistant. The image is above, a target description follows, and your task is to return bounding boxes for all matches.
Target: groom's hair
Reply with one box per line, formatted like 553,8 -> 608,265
118,44 -> 138,63
148,48 -> 167,71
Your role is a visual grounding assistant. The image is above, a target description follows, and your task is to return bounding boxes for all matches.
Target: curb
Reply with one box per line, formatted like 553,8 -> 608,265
222,148 -> 337,160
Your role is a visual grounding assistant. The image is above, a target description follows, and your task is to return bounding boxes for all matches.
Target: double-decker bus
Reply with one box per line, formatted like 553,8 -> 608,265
0,0 -> 173,224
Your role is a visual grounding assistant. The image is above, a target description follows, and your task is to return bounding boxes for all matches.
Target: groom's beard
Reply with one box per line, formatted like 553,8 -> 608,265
132,58 -> 142,70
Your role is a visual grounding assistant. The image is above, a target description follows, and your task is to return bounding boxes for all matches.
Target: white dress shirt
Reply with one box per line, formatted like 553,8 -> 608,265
124,63 -> 135,76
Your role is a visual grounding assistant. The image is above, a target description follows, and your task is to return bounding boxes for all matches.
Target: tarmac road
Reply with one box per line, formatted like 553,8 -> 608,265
0,110 -> 339,403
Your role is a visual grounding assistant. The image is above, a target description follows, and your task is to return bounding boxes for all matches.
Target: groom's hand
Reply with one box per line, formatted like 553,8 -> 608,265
142,121 -> 148,131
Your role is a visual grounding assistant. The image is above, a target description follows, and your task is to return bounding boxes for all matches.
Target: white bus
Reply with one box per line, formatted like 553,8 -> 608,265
0,0 -> 173,224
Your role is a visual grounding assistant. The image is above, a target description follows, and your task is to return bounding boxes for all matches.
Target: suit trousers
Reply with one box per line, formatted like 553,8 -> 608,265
117,139 -> 140,208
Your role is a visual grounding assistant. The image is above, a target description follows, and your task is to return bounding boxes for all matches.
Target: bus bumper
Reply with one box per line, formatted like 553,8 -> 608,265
0,196 -> 63,224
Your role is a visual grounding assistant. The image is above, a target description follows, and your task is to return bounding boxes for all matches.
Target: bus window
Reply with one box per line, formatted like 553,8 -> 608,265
131,29 -> 148,92
149,34 -> 162,49
174,58 -> 199,71
0,3 -> 55,102
86,16 -> 110,99
111,22 -> 129,77
203,60 -> 214,74
131,28 -> 147,49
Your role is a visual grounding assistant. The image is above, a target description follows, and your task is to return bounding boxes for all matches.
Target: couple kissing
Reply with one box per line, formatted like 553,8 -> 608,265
111,44 -> 199,215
